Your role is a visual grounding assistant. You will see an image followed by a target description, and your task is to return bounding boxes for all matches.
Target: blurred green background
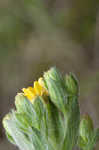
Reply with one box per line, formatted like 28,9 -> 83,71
0,0 -> 99,149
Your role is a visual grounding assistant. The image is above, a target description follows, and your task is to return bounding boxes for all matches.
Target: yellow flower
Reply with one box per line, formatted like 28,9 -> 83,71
22,77 -> 48,102
22,87 -> 36,102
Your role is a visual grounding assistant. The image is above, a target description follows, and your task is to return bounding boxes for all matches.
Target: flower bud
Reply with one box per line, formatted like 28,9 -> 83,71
44,67 -> 67,113
79,114 -> 94,142
65,73 -> 79,95
2,113 -> 12,133
2,113 -> 15,145
15,93 -> 29,113
78,114 -> 99,150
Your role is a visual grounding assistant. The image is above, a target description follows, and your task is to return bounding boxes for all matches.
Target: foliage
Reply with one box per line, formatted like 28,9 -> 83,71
2,67 -> 99,150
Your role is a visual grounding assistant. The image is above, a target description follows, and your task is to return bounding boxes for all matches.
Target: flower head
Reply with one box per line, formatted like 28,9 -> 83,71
2,113 -> 12,134
22,77 -> 48,102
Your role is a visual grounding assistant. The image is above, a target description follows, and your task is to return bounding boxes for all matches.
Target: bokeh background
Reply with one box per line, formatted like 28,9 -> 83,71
0,0 -> 99,149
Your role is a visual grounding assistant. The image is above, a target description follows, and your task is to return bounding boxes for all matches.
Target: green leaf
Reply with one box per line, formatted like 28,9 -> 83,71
62,96 -> 80,150
6,131 -> 16,145
6,114 -> 55,150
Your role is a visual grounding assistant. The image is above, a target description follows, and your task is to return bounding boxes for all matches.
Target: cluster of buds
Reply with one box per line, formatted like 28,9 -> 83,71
2,67 -> 99,150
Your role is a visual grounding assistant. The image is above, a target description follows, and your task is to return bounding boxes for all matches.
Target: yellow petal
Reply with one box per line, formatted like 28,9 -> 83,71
34,81 -> 43,96
22,77 -> 49,102
38,77 -> 45,87
38,78 -> 48,96
22,87 -> 36,101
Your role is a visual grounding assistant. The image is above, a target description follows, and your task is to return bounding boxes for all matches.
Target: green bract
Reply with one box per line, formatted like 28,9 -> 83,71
2,67 -> 99,150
